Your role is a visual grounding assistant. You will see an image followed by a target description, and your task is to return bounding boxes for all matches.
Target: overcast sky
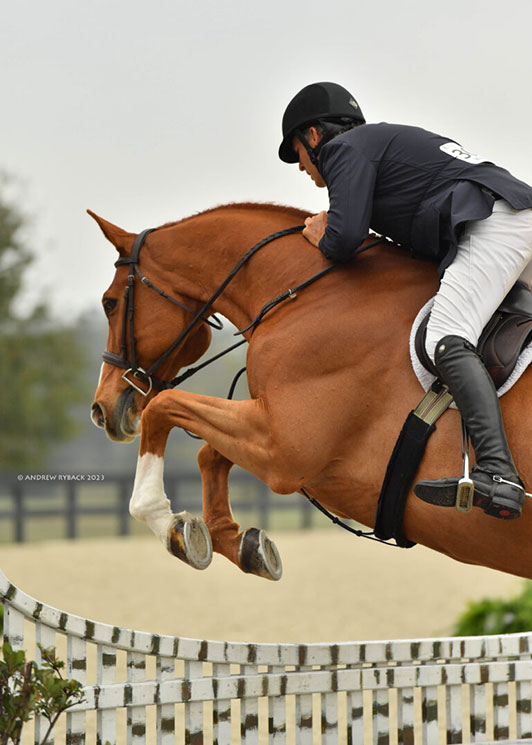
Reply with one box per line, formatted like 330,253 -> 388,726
4,0 -> 532,318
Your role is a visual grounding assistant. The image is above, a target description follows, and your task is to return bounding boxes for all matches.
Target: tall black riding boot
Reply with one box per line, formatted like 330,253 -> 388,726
414,335 -> 525,519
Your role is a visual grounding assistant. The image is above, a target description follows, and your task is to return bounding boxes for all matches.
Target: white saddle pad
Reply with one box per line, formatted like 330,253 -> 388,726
409,297 -> 532,397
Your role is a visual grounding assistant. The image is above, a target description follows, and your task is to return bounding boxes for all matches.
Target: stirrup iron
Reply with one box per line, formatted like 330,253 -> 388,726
455,419 -> 474,513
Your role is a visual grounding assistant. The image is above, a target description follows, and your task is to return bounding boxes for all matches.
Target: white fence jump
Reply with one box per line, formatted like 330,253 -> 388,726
2,569 -> 532,745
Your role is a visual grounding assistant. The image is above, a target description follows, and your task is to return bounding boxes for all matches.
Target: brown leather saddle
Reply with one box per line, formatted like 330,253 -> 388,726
415,280 -> 532,388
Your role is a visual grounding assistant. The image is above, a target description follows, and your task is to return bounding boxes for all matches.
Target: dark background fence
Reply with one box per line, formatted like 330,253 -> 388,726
0,471 -> 319,544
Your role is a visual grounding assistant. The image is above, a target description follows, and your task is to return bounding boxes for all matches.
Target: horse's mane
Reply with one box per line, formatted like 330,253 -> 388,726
157,202 -> 310,230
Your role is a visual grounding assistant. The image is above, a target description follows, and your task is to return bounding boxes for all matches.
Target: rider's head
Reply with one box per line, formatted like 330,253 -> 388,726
278,82 -> 365,177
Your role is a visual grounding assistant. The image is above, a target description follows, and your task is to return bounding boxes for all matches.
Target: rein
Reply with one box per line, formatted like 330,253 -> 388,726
173,235 -> 387,386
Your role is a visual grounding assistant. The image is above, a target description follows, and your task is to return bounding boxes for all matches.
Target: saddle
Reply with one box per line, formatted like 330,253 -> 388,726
415,280 -> 532,388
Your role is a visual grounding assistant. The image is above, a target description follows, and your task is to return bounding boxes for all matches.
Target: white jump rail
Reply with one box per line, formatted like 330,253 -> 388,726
2,568 -> 532,744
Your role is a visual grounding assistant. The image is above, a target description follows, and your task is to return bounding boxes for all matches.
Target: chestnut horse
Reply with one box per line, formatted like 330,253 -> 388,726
90,203 -> 532,581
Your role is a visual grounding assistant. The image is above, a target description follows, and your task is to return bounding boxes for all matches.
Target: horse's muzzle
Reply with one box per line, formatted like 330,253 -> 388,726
91,388 -> 140,442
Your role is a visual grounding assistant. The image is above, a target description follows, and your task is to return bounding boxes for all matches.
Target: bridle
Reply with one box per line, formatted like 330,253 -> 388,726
101,225 -> 306,396
102,228 -> 217,396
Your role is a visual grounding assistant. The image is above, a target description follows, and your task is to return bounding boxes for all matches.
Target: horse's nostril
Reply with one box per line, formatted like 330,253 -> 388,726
91,403 -> 105,428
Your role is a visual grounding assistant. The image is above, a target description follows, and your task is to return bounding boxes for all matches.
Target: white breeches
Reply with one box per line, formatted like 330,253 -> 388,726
425,200 -> 532,363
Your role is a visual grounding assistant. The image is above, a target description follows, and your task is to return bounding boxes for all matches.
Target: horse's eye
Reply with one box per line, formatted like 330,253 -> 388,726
103,298 -> 117,316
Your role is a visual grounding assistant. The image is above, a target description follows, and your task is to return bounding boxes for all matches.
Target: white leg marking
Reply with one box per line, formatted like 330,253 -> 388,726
130,454 -> 173,547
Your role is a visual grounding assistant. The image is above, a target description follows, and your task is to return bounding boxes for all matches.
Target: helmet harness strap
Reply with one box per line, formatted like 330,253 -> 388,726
295,123 -> 338,168
295,128 -> 321,167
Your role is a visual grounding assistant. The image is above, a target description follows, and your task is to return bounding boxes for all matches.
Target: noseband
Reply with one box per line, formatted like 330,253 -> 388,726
102,225 -> 305,395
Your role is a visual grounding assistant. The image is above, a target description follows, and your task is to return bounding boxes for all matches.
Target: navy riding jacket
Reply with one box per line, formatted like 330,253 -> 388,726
317,123 -> 532,274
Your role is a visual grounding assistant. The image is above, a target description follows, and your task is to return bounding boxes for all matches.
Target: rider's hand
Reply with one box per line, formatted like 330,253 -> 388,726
302,211 -> 328,247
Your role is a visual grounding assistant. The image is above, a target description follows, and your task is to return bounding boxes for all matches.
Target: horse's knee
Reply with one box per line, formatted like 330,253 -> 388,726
139,391 -> 177,455
142,389 -> 175,422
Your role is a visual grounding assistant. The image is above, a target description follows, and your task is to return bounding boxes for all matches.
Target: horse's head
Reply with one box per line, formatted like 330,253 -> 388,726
88,211 -> 212,442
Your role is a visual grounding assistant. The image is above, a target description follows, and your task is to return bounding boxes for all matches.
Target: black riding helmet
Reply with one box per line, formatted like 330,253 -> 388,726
279,82 -> 365,164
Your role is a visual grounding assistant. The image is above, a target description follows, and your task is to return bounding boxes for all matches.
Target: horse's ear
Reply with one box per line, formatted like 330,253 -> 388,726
87,209 -> 135,256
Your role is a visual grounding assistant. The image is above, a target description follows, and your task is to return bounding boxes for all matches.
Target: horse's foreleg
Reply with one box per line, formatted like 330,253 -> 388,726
129,418 -> 214,572
130,389 -> 283,579
197,443 -> 282,580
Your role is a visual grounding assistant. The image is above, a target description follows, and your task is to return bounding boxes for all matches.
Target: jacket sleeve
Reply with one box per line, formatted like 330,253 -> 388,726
318,139 -> 377,263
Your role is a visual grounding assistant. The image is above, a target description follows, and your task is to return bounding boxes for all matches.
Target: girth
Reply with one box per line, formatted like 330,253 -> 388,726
415,280 -> 532,388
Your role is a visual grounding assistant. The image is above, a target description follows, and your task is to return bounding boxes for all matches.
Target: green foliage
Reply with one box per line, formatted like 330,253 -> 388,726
0,177 -> 31,323
453,582 -> 532,636
0,325 -> 87,469
0,174 -> 89,469
0,627 -> 84,745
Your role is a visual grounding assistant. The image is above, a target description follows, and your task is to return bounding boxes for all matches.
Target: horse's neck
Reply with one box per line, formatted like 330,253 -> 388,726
156,207 -> 318,330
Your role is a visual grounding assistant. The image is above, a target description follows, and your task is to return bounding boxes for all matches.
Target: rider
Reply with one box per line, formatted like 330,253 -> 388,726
279,81 -> 532,520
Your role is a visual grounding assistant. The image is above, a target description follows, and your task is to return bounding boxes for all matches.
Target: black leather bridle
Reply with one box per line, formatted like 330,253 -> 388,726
102,225 -> 305,396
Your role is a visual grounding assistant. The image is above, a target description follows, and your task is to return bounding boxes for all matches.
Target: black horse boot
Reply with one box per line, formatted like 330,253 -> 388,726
414,335 -> 525,519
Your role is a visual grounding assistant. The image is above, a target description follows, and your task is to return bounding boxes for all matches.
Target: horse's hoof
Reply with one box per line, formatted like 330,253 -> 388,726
168,512 -> 213,570
238,528 -> 282,581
